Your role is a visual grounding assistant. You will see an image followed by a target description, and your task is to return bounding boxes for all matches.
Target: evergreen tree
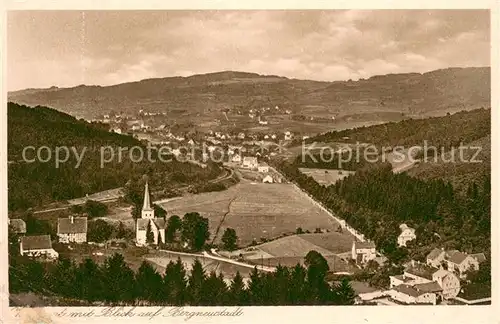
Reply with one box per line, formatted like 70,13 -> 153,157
289,263 -> 306,305
75,258 -> 103,302
248,267 -> 263,305
135,261 -> 163,303
221,228 -> 238,251
163,258 -> 187,305
202,271 -> 228,305
146,221 -> 155,245
102,253 -> 136,302
187,259 -> 206,305
229,271 -> 247,305
165,215 -> 182,242
333,278 -> 356,305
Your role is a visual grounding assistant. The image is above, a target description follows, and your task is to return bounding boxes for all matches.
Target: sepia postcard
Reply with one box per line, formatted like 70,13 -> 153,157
1,1 -> 498,323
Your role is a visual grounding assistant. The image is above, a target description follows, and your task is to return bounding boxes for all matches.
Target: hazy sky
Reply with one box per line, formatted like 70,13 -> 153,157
7,10 -> 490,91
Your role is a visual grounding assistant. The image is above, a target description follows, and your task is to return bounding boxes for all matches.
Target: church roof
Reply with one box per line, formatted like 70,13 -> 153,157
153,218 -> 167,229
137,219 -> 150,231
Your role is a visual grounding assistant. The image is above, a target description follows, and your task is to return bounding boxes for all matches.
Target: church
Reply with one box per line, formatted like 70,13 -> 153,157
136,182 -> 167,246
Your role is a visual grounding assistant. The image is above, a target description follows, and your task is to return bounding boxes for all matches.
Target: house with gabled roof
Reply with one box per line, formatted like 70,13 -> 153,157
389,284 -> 437,305
57,216 -> 88,243
426,248 -> 446,267
351,241 -> 376,265
445,250 -> 480,277
432,269 -> 460,299
20,235 -> 59,260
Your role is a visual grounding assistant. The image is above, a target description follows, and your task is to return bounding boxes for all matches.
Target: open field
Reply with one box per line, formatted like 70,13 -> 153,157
157,181 -> 342,246
299,168 -> 355,185
232,232 -> 357,273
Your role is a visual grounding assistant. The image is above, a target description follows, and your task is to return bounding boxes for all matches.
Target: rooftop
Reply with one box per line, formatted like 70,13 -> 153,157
445,251 -> 469,265
414,281 -> 443,293
21,235 -> 53,250
57,217 -> 88,234
354,241 -> 376,249
393,284 -> 426,298
405,264 -> 435,280
426,248 -> 444,261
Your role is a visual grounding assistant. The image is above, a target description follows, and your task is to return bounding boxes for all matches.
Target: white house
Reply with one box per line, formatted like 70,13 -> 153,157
262,175 -> 274,183
112,128 -> 122,134
351,241 -> 376,264
20,235 -> 59,260
238,132 -> 246,140
444,251 -> 480,278
57,216 -> 88,243
242,156 -> 258,169
397,223 -> 416,247
136,182 -> 167,246
389,284 -> 437,305
432,269 -> 460,299
232,153 -> 242,163
258,164 -> 270,173
284,131 -> 293,141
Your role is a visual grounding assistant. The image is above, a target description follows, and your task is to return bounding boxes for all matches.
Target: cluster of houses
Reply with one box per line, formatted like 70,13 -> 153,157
9,213 -> 89,261
357,248 -> 487,305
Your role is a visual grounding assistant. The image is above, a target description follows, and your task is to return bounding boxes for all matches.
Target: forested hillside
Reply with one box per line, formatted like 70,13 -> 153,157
8,103 -> 223,211
301,108 -> 490,191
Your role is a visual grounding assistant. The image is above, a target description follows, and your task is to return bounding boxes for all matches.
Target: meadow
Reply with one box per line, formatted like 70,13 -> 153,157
158,181 -> 341,246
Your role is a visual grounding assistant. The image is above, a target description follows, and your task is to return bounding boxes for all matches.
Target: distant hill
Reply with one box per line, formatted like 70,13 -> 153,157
8,67 -> 490,128
8,102 -> 222,211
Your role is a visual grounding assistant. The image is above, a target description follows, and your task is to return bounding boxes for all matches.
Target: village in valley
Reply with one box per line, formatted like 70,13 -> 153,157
8,114 -> 490,305
6,10 -> 491,308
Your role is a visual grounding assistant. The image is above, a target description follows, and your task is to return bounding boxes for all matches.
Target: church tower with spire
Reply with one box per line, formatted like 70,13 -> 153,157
141,182 -> 155,219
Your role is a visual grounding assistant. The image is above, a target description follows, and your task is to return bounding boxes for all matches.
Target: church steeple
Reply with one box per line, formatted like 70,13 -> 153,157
141,182 -> 154,219
142,182 -> 152,210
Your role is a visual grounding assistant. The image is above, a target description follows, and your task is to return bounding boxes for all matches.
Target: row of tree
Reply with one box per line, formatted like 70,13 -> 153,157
9,251 -> 356,306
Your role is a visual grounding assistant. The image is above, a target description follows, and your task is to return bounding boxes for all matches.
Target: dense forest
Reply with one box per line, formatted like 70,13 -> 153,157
9,251 -> 356,306
8,103 -> 223,211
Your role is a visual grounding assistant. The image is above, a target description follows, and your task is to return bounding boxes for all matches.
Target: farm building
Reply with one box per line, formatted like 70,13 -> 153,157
262,175 -> 274,183
284,131 -> 293,141
20,235 -> 59,260
57,216 -> 88,243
